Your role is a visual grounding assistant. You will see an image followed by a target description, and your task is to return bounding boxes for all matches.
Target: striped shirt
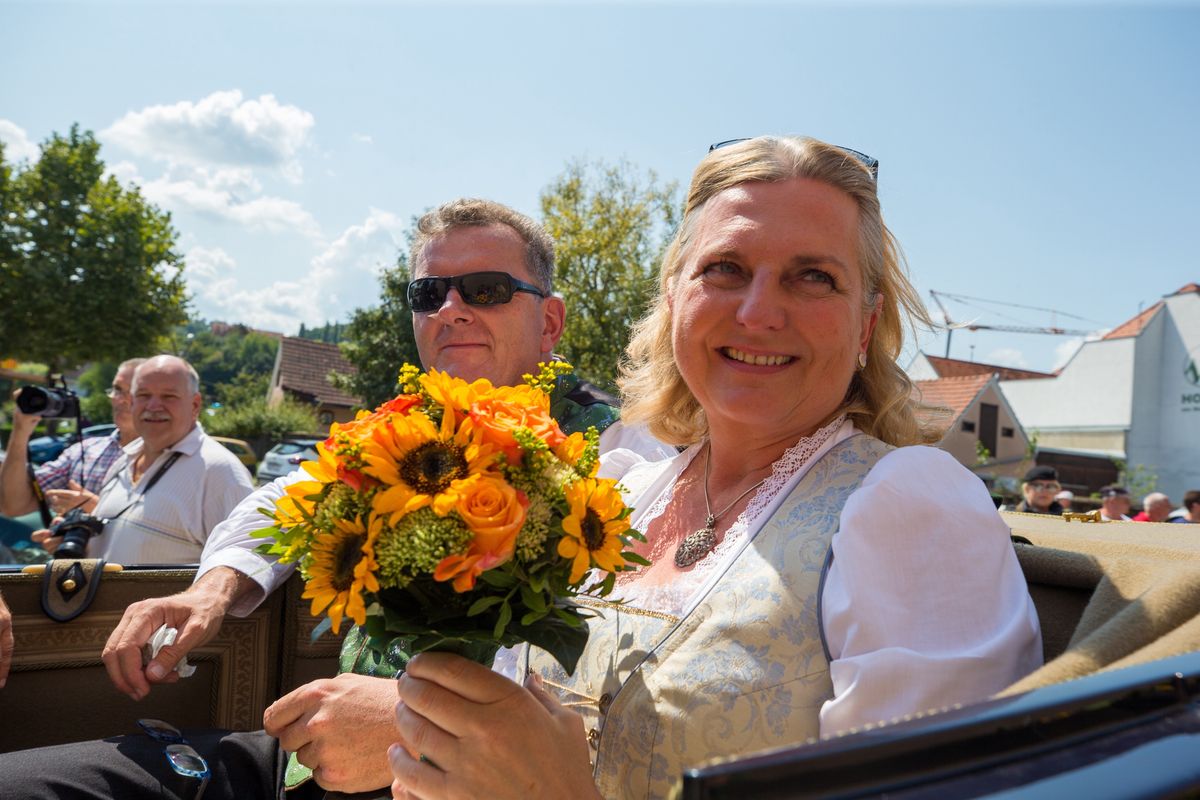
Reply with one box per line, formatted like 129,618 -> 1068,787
34,431 -> 125,495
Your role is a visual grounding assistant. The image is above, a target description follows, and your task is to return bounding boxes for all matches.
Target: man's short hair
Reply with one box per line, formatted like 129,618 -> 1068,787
1143,492 -> 1170,506
407,198 -> 556,293
1023,465 -> 1058,483
1183,490 -> 1200,511
118,357 -> 148,374
134,355 -> 200,396
1099,485 -> 1129,498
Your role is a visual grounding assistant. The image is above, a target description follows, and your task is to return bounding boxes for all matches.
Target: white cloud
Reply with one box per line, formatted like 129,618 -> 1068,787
984,348 -> 1029,369
0,119 -> 39,163
102,90 -> 314,182
352,133 -> 373,145
187,209 -> 407,332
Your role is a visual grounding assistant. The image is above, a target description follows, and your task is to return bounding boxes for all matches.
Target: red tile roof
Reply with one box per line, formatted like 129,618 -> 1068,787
912,373 -> 993,430
275,337 -> 361,408
1169,283 -> 1199,296
922,354 -> 1054,381
1102,302 -> 1162,340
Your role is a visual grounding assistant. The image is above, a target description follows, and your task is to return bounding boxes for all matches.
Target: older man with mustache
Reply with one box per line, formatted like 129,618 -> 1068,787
32,354 -> 253,563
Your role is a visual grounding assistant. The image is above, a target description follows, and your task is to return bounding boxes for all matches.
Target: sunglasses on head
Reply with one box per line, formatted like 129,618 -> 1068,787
708,138 -> 879,181
406,271 -> 547,313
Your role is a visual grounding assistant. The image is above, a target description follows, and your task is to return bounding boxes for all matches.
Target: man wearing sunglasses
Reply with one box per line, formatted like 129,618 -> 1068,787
0,199 -> 671,799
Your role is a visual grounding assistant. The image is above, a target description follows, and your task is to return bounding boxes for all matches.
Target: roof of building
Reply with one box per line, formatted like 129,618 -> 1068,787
1169,282 -> 1200,297
1102,302 -> 1163,341
274,336 -> 361,408
912,373 -> 994,429
920,354 -> 1055,381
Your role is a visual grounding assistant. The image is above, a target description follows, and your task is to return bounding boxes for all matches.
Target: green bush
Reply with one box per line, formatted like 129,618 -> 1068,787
203,398 -> 319,447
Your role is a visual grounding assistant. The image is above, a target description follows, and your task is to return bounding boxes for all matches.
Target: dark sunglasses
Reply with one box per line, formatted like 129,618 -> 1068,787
709,138 -> 879,181
406,271 -> 547,313
137,719 -> 211,800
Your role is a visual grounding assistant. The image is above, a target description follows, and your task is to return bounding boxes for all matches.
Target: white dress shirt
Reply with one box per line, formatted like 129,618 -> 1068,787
89,424 -> 254,565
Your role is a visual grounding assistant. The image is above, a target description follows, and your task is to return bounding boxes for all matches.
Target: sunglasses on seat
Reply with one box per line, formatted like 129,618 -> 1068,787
406,271 -> 547,313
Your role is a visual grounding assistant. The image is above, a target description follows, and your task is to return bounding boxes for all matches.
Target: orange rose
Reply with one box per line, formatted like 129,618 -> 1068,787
456,476 -> 528,560
469,398 -> 566,466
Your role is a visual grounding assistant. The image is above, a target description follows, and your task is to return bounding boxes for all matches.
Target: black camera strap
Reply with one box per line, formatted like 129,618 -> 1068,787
102,450 -> 185,523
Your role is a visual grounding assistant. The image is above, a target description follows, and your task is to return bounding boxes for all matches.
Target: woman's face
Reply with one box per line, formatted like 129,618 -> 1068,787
670,177 -> 879,441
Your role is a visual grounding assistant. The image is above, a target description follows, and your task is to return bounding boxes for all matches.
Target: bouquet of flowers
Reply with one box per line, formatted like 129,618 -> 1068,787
253,362 -> 647,675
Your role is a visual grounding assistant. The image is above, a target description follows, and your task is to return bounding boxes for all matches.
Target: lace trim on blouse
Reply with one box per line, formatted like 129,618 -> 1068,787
615,416 -> 846,616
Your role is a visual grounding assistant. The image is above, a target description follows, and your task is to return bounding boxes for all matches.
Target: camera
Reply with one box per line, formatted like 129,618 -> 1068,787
49,508 -> 108,559
16,384 -> 80,419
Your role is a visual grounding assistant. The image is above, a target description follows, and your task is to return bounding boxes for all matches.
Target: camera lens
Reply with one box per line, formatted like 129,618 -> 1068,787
54,529 -> 90,559
16,386 -> 53,415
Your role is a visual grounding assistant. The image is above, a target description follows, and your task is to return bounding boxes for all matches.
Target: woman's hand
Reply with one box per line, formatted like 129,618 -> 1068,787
389,652 -> 600,800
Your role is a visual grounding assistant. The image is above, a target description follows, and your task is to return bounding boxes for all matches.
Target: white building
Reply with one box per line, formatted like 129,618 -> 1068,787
1000,284 -> 1200,502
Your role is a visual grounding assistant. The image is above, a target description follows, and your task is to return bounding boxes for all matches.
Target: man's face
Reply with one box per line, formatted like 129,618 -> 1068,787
109,364 -> 137,436
131,361 -> 201,453
1023,479 -> 1059,511
1146,498 -> 1172,522
411,225 -> 565,387
1103,494 -> 1131,518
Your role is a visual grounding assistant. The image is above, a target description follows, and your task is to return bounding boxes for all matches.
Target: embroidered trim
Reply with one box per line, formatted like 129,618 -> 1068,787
616,416 -> 846,613
576,596 -> 681,624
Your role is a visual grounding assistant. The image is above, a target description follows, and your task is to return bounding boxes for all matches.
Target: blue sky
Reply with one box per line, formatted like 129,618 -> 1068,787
2,1 -> 1197,373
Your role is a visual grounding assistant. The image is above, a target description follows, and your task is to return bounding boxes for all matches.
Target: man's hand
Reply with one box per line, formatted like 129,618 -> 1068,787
264,673 -> 400,793
45,480 -> 99,515
0,390 -> 41,517
0,592 -> 13,688
30,518 -> 64,553
101,566 -> 253,700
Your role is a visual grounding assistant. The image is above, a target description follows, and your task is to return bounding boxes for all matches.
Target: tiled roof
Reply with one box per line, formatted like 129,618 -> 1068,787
912,373 -> 993,429
276,337 -> 361,408
1169,283 -> 1199,297
922,354 -> 1054,381
1102,302 -> 1162,340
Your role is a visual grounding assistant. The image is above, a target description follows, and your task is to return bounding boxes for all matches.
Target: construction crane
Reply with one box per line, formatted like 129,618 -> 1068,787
929,290 -> 1095,358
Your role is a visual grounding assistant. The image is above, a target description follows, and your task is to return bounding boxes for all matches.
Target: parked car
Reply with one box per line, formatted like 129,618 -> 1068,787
256,437 -> 321,485
212,436 -> 257,474
27,435 -> 68,466
81,423 -> 117,439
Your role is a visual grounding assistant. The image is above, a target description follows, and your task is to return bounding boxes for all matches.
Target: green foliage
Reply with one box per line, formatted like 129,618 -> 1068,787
203,397 -> 318,442
540,160 -> 680,390
297,321 -> 348,343
77,361 -> 118,423
1111,458 -> 1158,500
975,440 -> 993,467
333,261 -> 420,408
0,126 -> 188,373
181,324 -> 278,403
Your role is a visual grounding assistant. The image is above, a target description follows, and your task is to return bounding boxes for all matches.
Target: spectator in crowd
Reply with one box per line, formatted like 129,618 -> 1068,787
1055,489 -> 1074,512
0,358 -> 144,519
1099,485 -> 1132,521
31,355 -> 253,563
1015,466 -> 1065,515
1132,492 -> 1172,522
1171,490 -> 1200,524
0,199 -> 673,798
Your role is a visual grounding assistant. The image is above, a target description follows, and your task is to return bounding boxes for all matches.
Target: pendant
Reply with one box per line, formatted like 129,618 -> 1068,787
675,516 -> 718,568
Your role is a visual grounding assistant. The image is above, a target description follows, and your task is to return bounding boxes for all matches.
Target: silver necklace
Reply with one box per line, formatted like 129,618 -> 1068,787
674,444 -> 769,568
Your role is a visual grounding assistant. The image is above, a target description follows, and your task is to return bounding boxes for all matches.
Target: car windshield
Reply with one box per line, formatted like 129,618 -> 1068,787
273,442 -> 318,455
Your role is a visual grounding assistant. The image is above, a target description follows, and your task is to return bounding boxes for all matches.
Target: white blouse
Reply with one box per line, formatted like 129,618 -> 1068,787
598,419 -> 1043,736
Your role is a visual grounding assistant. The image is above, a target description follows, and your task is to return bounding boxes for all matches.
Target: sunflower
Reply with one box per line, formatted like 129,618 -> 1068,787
420,369 -> 496,420
302,517 -> 381,633
360,401 -> 500,522
558,478 -> 631,583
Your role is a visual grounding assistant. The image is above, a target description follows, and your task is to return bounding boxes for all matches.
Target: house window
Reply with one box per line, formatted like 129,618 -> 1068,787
318,411 -> 333,426
961,420 -> 976,433
1001,427 -> 1015,438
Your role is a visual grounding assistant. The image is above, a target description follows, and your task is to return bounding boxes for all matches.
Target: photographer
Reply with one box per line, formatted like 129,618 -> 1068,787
0,358 -> 144,520
32,355 -> 253,563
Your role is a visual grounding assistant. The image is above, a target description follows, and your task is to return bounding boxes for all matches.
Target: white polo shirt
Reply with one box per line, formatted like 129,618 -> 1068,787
88,423 -> 254,565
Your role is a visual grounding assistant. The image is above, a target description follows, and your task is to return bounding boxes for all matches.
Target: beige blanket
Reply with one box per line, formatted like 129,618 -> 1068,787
1000,511 -> 1200,695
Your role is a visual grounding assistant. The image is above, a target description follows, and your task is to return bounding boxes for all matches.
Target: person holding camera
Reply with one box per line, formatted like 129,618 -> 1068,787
0,358 -> 145,522
32,355 -> 253,563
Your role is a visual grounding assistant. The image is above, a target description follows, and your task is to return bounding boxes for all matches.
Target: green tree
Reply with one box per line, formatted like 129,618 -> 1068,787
182,324 -> 279,402
77,361 -> 118,423
0,126 -> 188,374
332,258 -> 420,408
540,160 -> 679,389
203,397 -> 319,445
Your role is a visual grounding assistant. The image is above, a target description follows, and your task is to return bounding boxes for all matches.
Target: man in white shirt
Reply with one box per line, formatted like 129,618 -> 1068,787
33,355 -> 253,562
1099,485 -> 1133,521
